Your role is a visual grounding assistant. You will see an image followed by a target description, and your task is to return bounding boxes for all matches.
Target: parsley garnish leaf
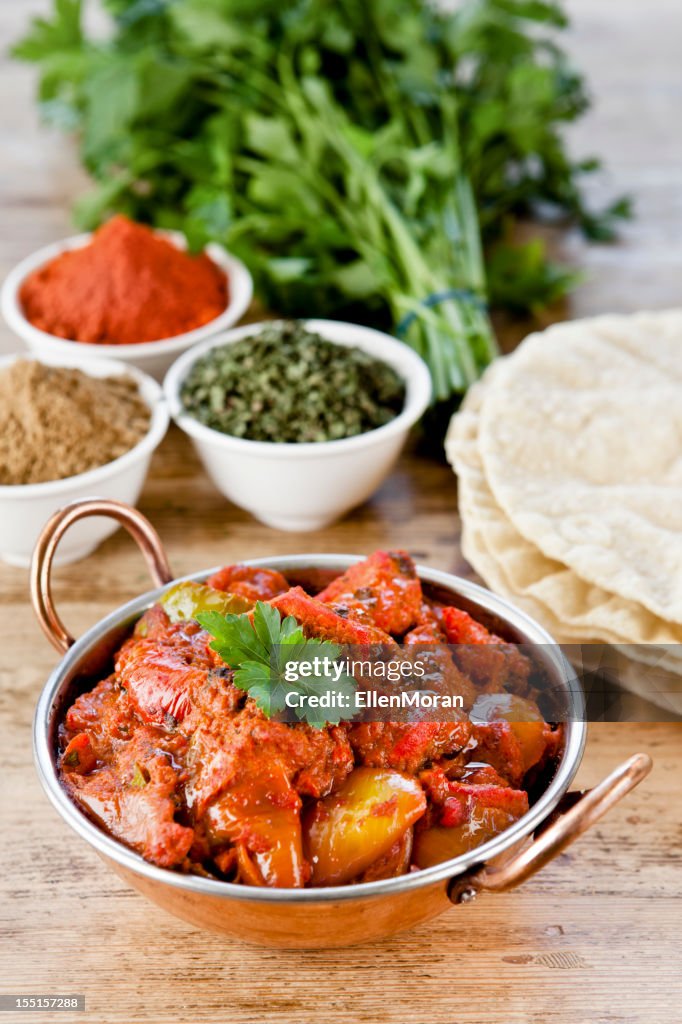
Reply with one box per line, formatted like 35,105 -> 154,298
197,601 -> 356,728
198,609 -> 269,664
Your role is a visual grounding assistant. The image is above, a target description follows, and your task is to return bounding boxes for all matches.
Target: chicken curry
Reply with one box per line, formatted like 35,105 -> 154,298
59,550 -> 562,888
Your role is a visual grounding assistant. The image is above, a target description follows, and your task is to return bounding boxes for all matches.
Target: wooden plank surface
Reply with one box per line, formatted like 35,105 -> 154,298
1,2 -> 681,1022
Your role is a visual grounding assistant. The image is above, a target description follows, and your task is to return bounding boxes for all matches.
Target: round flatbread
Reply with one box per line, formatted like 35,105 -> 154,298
476,311 -> 682,624
447,369 -> 682,712
447,367 -> 682,648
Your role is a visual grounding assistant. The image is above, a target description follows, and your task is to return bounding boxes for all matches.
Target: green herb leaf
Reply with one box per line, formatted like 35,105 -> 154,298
12,0 -> 82,61
198,608 -> 269,665
487,239 -> 583,314
197,602 -> 356,728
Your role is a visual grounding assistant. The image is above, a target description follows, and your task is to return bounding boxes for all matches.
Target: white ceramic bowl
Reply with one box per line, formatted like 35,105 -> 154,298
0,229 -> 253,380
164,319 -> 432,531
0,353 -> 169,567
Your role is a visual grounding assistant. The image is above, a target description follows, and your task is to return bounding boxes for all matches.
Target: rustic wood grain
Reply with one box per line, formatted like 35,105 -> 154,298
1,1 -> 681,1022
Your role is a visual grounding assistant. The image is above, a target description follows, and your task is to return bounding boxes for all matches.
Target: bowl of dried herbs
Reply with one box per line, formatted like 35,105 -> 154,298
164,320 -> 431,531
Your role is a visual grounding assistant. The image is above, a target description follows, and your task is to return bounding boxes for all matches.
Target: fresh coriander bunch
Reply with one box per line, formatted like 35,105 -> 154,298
15,0 -> 629,414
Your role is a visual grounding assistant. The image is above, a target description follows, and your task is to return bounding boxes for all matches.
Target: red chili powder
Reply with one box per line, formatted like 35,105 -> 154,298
19,215 -> 229,345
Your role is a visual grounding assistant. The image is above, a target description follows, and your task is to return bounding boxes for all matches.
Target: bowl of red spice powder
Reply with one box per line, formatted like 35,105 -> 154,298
1,216 -> 253,380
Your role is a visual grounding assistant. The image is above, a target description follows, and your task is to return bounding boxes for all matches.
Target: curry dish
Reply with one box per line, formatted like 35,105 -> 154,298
59,550 -> 562,888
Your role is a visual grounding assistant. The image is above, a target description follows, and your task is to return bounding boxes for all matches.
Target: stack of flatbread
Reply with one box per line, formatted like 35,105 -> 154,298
445,310 -> 682,713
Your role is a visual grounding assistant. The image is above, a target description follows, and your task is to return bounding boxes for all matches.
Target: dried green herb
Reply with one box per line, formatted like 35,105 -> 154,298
180,322 -> 406,443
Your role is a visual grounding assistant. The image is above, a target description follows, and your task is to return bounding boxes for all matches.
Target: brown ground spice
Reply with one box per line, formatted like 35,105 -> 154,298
0,360 -> 152,485
19,215 -> 229,344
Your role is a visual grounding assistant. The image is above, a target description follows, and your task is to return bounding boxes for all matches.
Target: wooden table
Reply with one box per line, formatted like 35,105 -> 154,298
1,2 -> 680,1022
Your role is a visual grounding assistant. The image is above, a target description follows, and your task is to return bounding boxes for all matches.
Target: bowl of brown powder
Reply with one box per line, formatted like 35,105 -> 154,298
0,355 -> 168,567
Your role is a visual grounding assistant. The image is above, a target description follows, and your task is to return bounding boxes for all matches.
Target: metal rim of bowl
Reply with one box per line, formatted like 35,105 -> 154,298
34,554 -> 586,904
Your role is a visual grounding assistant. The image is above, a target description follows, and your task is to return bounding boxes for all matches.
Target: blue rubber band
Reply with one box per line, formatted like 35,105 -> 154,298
395,287 -> 488,338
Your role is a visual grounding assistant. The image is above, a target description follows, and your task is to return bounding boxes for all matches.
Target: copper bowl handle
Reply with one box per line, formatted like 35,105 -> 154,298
448,752 -> 652,903
30,498 -> 174,653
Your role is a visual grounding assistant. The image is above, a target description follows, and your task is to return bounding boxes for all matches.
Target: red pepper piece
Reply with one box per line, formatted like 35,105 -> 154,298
61,732 -> 97,774
441,605 -> 501,645
440,781 -> 529,827
207,564 -> 289,602
270,587 -> 394,645
316,550 -> 423,636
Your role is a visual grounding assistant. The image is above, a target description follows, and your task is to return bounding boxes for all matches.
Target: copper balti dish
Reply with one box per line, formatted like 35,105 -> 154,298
31,499 -> 652,948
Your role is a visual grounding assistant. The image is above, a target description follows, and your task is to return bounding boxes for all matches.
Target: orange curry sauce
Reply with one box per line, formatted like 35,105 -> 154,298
58,551 -> 563,887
